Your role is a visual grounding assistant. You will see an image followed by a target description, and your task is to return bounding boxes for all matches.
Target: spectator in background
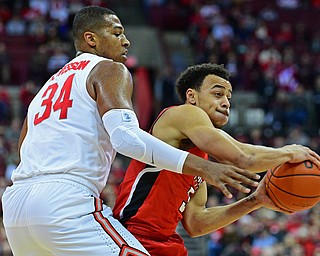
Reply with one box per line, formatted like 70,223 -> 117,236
154,65 -> 179,114
0,3 -> 12,25
5,13 -> 26,36
258,44 -> 282,73
4,118 -> 21,145
28,0 -> 50,17
254,21 -> 270,43
294,22 -> 310,49
274,22 -> 294,47
68,0 -> 86,18
286,126 -> 310,146
0,42 -> 10,84
49,0 -> 69,24
211,16 -> 234,42
0,87 -> 11,125
276,52 -> 299,92
28,44 -> 50,85
257,68 -> 278,112
27,16 -> 47,44
311,31 -> 320,54
284,84 -> 310,130
46,45 -> 70,74
259,4 -> 279,22
297,52 -> 315,90
19,80 -> 37,119
252,229 -> 278,251
276,0 -> 301,9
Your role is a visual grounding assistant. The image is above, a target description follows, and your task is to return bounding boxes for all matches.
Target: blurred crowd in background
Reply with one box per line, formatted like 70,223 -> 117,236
0,0 -> 319,255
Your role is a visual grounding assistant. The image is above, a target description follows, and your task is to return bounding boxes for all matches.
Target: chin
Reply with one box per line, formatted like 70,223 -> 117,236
121,55 -> 128,62
212,115 -> 228,127
216,120 -> 228,128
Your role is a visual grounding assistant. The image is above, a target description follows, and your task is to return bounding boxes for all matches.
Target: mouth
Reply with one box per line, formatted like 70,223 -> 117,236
217,110 -> 229,117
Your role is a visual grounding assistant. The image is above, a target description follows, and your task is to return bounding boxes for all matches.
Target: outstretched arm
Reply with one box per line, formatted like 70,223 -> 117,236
87,61 -> 259,198
162,105 -> 320,172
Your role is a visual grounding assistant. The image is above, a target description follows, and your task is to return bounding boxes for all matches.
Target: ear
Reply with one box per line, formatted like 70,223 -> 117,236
83,31 -> 96,47
186,88 -> 197,105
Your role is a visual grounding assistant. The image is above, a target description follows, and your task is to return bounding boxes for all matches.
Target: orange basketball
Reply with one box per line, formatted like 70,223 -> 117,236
265,160 -> 320,212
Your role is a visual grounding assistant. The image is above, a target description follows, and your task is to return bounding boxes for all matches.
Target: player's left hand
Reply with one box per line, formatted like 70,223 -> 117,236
284,144 -> 320,168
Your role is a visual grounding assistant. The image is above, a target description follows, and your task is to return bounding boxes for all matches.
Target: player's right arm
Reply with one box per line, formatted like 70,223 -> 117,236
86,61 -> 259,198
182,176 -> 291,238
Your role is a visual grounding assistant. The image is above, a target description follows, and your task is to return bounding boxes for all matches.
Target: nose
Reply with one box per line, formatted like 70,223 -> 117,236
222,96 -> 230,109
122,36 -> 130,48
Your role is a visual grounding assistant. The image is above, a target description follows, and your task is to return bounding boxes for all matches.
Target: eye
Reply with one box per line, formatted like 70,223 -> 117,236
113,29 -> 123,37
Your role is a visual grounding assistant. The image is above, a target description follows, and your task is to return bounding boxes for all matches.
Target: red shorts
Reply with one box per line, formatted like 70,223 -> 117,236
133,232 -> 188,256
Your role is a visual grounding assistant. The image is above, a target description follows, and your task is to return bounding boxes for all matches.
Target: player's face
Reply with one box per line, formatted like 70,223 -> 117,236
93,15 -> 130,63
196,74 -> 232,128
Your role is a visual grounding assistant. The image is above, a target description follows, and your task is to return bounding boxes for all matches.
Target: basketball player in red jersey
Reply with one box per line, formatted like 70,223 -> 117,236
113,63 -> 320,255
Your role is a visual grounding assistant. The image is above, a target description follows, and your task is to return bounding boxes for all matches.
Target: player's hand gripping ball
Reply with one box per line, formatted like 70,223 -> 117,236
265,160 -> 320,212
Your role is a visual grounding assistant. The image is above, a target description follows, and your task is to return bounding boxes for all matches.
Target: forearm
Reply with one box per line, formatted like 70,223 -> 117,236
201,129 -> 293,173
237,144 -> 293,172
103,109 -> 189,173
184,194 -> 262,237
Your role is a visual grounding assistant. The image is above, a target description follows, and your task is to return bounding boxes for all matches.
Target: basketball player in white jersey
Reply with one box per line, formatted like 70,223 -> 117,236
2,6 -> 262,255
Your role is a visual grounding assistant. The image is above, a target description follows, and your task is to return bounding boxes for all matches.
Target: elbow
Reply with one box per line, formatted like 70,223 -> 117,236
188,233 -> 200,238
184,226 -> 203,238
183,219 -> 213,238
185,225 -> 219,238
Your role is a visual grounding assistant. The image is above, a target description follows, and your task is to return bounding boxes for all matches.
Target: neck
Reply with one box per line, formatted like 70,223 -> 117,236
76,51 -> 83,57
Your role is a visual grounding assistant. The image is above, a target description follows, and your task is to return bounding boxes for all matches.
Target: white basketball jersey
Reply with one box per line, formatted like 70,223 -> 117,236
12,53 -> 116,193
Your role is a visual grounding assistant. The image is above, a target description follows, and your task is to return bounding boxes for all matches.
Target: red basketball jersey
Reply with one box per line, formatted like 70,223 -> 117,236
113,108 -> 208,240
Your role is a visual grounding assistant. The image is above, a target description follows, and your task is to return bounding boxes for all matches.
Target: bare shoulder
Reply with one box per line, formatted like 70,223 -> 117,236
88,60 -> 132,92
153,105 -> 211,146
93,60 -> 130,78
164,105 -> 208,121
154,105 -> 208,132
88,60 -> 133,112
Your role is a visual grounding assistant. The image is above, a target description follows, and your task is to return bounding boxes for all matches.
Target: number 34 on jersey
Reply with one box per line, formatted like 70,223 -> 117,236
34,74 -> 74,125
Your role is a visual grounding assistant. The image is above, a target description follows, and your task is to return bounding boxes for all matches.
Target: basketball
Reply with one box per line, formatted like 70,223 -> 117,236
265,160 -> 320,212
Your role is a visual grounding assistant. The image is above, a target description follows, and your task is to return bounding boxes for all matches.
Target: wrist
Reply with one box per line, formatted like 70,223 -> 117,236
281,146 -> 294,161
245,194 -> 262,210
182,154 -> 207,177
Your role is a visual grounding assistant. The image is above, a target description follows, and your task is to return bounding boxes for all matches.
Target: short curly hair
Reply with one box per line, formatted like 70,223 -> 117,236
176,63 -> 230,102
72,6 -> 116,41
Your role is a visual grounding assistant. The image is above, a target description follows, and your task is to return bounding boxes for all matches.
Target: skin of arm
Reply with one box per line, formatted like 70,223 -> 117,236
153,104 -> 320,172
181,176 -> 289,237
